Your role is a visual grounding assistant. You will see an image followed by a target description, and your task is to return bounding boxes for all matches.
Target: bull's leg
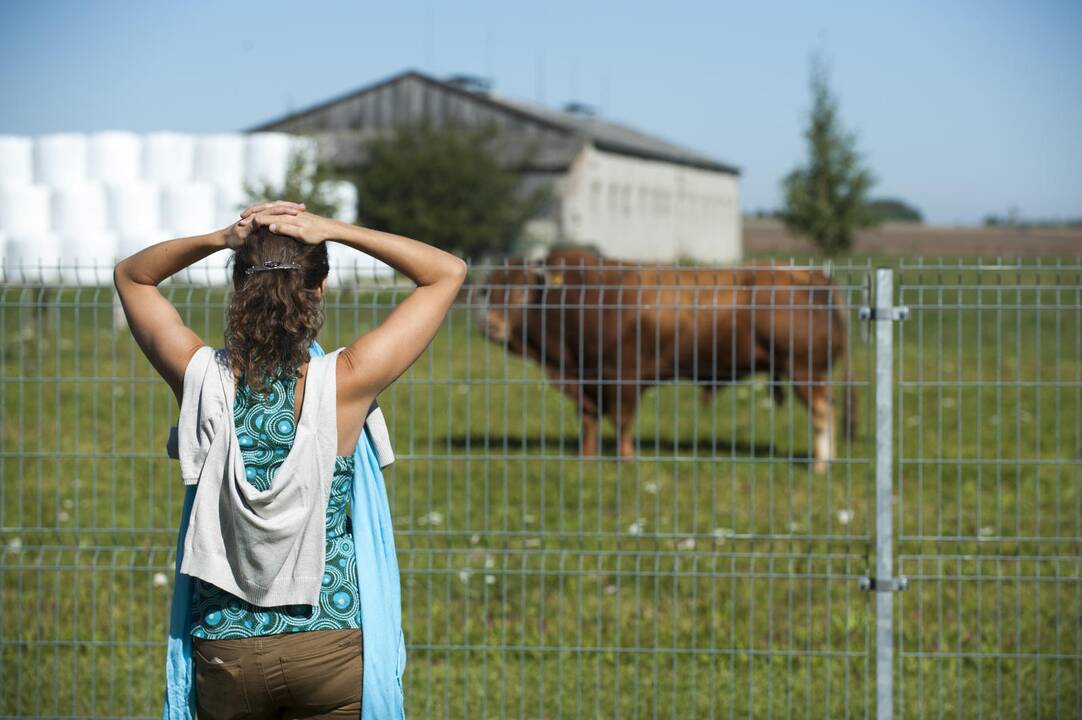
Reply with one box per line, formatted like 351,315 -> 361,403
606,384 -> 642,459
614,401 -> 638,459
771,373 -> 787,406
581,412 -> 600,456
539,367 -> 602,457
811,389 -> 836,473
617,423 -> 635,458
790,374 -> 836,473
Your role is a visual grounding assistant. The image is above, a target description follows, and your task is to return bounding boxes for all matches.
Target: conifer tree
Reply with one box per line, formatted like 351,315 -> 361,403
780,52 -> 875,255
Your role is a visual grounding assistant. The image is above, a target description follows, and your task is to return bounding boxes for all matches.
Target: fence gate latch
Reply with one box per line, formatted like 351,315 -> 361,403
859,576 -> 909,592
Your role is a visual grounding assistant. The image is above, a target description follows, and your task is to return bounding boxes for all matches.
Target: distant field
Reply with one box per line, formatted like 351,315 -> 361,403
745,218 -> 1082,257
1,255 -> 1079,718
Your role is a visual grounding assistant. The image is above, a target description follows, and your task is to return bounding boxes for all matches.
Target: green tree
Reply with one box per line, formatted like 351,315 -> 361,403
780,52 -> 875,255
355,121 -> 550,260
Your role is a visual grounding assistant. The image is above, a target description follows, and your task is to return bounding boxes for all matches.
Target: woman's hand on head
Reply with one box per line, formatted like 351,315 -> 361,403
224,200 -> 310,249
248,208 -> 336,246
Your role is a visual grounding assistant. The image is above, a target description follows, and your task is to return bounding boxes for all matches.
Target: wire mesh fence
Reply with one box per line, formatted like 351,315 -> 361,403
0,255 -> 1077,718
894,259 -> 1082,718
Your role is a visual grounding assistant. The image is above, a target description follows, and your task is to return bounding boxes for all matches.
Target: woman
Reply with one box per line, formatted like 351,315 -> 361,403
114,199 -> 467,718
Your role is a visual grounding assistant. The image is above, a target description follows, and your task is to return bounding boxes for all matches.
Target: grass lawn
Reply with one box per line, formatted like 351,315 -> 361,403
1,254 -> 1079,718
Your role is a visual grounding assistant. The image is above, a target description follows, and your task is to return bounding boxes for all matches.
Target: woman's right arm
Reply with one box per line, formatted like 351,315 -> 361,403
247,210 -> 468,404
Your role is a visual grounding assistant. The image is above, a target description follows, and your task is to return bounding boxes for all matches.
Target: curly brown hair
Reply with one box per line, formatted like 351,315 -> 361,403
225,227 -> 330,395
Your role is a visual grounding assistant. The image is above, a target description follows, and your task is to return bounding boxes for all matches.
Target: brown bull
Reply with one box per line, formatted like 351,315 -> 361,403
474,248 -> 855,473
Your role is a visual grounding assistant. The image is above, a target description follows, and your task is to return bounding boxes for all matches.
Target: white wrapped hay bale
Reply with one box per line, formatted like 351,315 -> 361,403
186,251 -> 233,287
88,131 -> 142,183
245,133 -> 294,190
162,180 -> 225,286
161,182 -> 217,237
143,132 -> 195,184
292,135 -> 318,167
3,232 -> 62,282
292,135 -> 319,194
108,182 -> 161,236
58,229 -> 117,283
319,179 -> 361,287
319,180 -> 358,224
194,134 -> 245,188
326,242 -> 353,287
117,227 -> 169,260
0,185 -> 51,235
52,183 -> 109,234
0,136 -> 34,187
215,183 -> 249,229
34,133 -> 88,186
327,246 -> 393,287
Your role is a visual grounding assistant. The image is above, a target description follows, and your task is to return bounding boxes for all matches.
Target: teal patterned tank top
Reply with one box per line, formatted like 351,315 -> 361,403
189,371 -> 362,639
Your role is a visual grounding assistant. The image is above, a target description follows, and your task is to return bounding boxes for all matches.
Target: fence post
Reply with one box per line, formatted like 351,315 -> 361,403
858,267 -> 909,720
874,266 -> 896,720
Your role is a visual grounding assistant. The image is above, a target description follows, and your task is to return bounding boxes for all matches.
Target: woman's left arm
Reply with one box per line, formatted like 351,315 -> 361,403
113,200 -> 306,405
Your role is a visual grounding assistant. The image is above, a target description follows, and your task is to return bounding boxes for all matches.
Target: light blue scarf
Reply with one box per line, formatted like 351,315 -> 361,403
161,340 -> 406,719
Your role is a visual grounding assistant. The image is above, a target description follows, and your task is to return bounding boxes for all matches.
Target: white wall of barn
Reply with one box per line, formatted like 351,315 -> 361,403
556,144 -> 742,264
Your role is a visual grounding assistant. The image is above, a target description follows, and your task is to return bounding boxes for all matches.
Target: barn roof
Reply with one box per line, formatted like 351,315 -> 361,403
249,70 -> 739,176
494,95 -> 739,175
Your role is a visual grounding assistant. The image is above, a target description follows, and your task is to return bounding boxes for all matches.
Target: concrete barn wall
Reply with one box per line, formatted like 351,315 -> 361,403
557,145 -> 741,263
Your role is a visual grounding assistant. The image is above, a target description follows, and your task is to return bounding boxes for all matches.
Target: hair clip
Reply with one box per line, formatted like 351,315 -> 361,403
245,260 -> 302,275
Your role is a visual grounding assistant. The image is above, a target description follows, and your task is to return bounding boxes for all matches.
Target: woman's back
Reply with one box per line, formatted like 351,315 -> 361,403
252,357 -> 375,458
189,371 -> 362,638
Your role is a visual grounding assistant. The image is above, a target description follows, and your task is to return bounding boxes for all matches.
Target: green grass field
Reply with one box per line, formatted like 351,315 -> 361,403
2,255 -> 1079,718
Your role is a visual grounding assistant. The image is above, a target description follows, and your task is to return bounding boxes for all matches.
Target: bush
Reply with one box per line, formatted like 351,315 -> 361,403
355,121 -> 550,260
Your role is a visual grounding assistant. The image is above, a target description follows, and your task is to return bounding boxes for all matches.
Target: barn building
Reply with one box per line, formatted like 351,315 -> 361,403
250,70 -> 742,263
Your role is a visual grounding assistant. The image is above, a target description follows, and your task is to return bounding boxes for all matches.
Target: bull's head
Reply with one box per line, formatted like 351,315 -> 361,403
472,256 -> 562,352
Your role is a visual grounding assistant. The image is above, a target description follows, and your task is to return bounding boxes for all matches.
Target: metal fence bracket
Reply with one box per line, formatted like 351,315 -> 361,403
859,575 -> 910,592
858,305 -> 910,322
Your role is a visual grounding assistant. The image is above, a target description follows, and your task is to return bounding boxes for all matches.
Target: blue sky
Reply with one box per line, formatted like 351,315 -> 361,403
1,0 -> 1079,225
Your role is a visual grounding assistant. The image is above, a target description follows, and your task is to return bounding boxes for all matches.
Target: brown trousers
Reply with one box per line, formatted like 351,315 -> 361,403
192,628 -> 363,720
